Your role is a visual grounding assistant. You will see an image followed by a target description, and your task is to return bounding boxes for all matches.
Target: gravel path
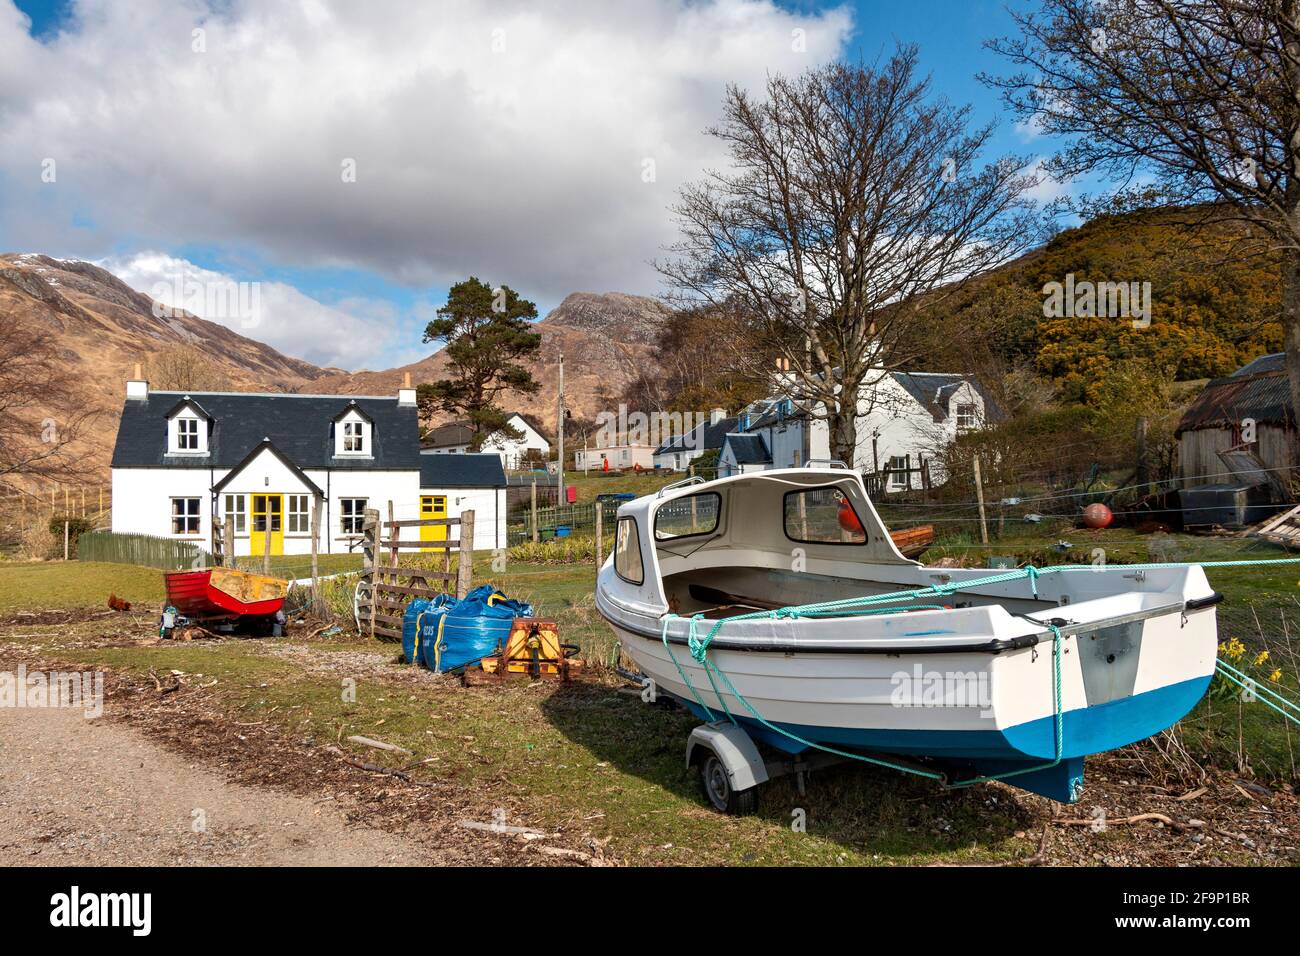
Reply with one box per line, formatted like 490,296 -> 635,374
0,705 -> 437,866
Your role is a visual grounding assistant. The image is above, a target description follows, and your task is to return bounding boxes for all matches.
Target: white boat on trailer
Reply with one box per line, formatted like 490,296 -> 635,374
595,466 -> 1221,812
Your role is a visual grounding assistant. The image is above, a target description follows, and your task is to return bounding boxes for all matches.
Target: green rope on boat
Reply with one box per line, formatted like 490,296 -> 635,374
655,555 -> 1300,792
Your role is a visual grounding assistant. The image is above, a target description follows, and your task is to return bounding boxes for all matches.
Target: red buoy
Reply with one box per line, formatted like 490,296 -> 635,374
837,499 -> 864,534
1082,502 -> 1113,529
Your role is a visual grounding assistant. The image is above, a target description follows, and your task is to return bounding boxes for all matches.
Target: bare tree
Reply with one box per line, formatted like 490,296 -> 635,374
658,48 -> 1045,463
146,343 -> 226,391
0,323 -> 97,495
985,0 -> 1300,436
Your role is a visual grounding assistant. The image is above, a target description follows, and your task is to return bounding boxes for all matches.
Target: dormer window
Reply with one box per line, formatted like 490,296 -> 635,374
165,398 -> 210,456
333,405 -> 374,458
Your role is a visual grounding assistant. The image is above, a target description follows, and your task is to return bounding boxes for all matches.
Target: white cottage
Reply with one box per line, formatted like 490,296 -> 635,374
109,376 -> 501,556
422,413 -> 550,470
724,370 -> 993,489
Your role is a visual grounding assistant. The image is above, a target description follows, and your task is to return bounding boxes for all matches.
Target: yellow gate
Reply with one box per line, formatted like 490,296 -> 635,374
420,495 -> 448,552
250,494 -> 284,557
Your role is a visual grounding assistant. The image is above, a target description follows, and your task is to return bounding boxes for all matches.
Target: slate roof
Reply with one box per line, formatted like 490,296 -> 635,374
722,432 -> 771,465
653,416 -> 738,456
419,452 -> 507,488
889,372 -> 1003,423
422,421 -> 474,448
422,413 -> 547,450
111,391 -> 421,470
1177,354 -> 1294,434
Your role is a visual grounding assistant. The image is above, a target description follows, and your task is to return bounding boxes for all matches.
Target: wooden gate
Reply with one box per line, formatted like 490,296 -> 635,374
356,503 -> 475,641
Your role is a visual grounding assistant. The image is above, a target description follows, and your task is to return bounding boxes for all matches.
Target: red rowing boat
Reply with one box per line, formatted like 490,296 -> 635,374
163,567 -> 288,621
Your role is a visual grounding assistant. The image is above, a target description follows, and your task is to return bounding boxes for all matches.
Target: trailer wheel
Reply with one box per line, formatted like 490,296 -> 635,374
701,752 -> 759,815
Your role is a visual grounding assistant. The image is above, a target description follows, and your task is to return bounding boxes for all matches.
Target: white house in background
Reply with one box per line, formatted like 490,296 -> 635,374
109,375 -> 505,556
718,433 -> 775,477
723,371 -> 994,489
418,452 -> 508,550
652,411 -> 737,472
422,413 -> 550,470
575,441 -> 656,472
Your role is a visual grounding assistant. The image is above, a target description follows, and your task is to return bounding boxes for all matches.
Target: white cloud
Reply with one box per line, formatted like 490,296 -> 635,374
98,251 -> 417,369
1023,157 -> 1074,206
0,0 -> 854,302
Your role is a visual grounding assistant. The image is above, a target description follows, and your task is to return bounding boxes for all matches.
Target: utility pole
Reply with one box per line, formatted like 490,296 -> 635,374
557,352 -> 565,507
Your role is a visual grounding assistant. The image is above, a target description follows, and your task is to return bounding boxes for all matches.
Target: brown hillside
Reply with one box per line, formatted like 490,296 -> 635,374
307,291 -> 671,431
0,253 -> 329,480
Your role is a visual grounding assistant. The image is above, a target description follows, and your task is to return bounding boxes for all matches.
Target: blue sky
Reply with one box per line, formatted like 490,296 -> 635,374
2,1 -> 1062,371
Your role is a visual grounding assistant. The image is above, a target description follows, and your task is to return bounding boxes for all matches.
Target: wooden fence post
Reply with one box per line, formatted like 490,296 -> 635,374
224,516 -> 235,568
973,455 -> 989,546
262,511 -> 272,574
310,494 -> 323,613
63,520 -> 70,560
456,510 -> 475,599
363,507 -> 379,638
212,516 -> 225,567
530,479 -> 538,543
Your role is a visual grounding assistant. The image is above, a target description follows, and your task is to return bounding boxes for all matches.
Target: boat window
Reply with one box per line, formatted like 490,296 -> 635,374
654,492 -> 720,540
614,517 -> 644,585
783,487 -> 866,545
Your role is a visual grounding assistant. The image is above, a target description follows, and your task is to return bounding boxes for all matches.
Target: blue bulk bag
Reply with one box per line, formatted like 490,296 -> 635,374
401,594 -> 453,665
428,585 -> 533,673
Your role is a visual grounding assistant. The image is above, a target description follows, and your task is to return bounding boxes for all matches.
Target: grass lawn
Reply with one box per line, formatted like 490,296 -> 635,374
1,529 -> 1297,865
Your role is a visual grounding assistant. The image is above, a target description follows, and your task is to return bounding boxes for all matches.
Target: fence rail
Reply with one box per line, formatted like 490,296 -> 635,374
77,531 -> 211,570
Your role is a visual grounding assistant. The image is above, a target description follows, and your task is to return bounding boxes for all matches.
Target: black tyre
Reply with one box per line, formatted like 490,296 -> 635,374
701,752 -> 759,815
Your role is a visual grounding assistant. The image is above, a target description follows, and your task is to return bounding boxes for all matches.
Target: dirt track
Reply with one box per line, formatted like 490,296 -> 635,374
0,705 -> 438,866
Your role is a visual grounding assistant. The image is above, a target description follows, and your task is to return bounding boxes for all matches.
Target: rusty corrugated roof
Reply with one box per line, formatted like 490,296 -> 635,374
1176,359 -> 1294,435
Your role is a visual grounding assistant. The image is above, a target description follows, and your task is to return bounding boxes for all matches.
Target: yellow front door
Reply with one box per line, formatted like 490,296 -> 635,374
250,494 -> 284,557
420,495 -> 448,552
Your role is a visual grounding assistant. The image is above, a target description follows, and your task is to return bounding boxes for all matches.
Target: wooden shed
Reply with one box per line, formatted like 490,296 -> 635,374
1175,353 -> 1296,490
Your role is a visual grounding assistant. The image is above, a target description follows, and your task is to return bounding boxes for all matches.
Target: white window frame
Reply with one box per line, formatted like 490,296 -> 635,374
340,497 -> 367,535
223,494 -> 246,534
168,413 -> 207,455
287,494 -> 310,534
171,497 -> 201,535
177,417 -> 199,450
956,403 -> 979,431
343,420 -> 364,453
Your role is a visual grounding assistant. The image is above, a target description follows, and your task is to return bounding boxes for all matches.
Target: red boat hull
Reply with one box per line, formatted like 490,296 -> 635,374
163,569 -> 285,620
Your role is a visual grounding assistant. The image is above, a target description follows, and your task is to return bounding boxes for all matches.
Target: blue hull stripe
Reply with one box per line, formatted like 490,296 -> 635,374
680,675 -> 1212,761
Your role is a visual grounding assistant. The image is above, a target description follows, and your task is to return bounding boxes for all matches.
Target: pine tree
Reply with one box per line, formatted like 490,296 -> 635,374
417,277 -> 541,447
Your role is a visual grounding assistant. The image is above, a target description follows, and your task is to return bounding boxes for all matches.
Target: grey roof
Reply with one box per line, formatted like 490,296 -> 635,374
423,421 -> 474,448
654,416 -> 738,455
888,372 -> 1003,423
722,432 -> 771,465
111,391 -> 421,470
1232,353 -> 1285,377
419,452 -> 506,488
